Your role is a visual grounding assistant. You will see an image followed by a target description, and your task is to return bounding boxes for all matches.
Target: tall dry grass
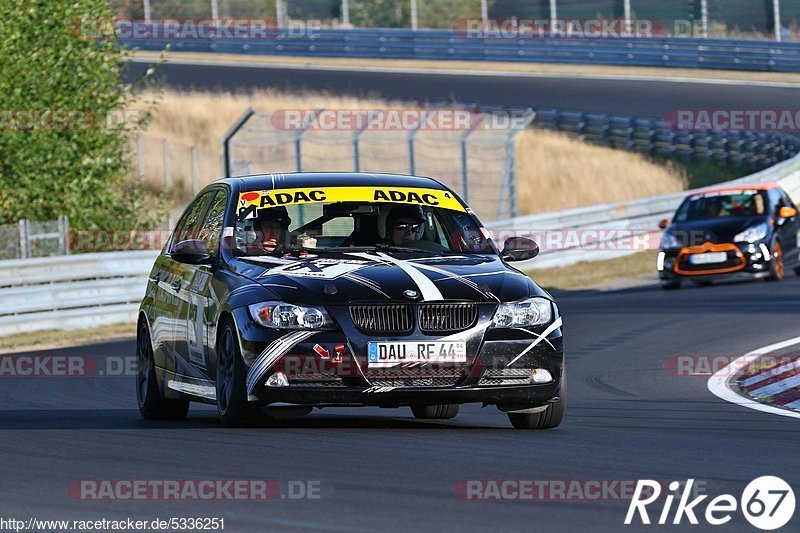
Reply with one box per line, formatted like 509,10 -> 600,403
129,90 -> 686,216
515,129 -> 686,213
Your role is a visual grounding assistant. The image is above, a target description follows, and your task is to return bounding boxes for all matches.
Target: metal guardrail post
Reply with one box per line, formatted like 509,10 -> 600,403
18,219 -> 29,260
137,135 -> 144,180
191,147 -> 199,194
58,215 -> 70,255
162,139 -> 171,188
460,118 -> 483,204
294,109 -> 324,173
222,107 -> 255,178
407,123 -> 421,175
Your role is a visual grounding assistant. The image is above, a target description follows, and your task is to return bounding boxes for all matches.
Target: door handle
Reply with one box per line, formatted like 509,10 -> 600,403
171,280 -> 182,292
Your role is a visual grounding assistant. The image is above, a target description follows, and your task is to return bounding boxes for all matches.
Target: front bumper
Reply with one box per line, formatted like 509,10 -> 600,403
232,306 -> 564,408
658,241 -> 771,282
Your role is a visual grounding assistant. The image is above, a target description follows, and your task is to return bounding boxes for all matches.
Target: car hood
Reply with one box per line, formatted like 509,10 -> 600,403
667,216 -> 770,246
236,251 -> 545,305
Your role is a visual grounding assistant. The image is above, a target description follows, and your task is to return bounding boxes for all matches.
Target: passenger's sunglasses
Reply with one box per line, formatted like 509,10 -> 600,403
393,222 -> 422,231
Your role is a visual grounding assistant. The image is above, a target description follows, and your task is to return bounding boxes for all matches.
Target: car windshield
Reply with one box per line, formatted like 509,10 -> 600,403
674,191 -> 767,222
232,186 -> 498,256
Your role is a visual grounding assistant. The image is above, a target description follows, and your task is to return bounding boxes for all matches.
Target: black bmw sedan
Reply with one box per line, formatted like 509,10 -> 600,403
657,183 -> 799,289
136,173 -> 565,429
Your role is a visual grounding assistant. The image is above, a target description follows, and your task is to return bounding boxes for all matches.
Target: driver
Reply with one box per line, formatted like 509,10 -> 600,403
386,205 -> 426,246
251,206 -> 292,255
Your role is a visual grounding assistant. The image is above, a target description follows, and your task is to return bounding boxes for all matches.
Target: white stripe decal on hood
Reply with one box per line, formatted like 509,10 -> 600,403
374,252 -> 443,301
348,252 -> 443,301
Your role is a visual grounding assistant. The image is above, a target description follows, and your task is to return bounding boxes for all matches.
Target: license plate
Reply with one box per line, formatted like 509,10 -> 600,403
689,252 -> 727,265
367,341 -> 467,366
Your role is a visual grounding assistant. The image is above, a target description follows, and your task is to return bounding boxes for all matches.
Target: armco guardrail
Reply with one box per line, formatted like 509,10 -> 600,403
0,251 -> 159,336
123,29 -> 800,73
488,152 -> 800,270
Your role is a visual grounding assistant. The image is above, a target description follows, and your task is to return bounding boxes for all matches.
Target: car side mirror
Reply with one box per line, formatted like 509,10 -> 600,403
779,206 -> 797,219
658,218 -> 670,229
171,239 -> 212,265
501,237 -> 539,262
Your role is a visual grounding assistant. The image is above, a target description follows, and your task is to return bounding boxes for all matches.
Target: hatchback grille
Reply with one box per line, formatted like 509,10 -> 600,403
350,304 -> 413,333
419,303 -> 477,333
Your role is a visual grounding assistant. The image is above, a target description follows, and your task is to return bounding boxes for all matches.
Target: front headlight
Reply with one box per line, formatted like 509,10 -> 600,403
659,232 -> 682,249
248,302 -> 335,330
492,297 -> 552,328
734,222 -> 769,243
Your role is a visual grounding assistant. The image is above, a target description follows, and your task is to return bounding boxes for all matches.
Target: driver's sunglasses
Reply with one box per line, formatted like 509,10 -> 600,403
394,222 -> 422,231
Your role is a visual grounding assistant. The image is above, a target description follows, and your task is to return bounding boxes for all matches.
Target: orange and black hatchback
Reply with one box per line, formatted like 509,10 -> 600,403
657,183 -> 799,289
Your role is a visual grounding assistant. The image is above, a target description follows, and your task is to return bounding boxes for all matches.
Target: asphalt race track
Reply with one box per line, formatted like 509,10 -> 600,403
2,277 -> 799,531
124,59 -> 800,117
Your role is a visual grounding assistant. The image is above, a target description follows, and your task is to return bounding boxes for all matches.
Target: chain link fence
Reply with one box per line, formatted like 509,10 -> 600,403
226,109 -> 534,221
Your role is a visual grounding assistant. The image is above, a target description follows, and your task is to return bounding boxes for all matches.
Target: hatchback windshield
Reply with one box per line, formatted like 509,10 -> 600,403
674,191 -> 767,222
233,186 -> 497,256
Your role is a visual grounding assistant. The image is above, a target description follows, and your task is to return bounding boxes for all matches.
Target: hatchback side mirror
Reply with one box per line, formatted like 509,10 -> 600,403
171,239 -> 212,265
779,206 -> 798,219
658,218 -> 670,229
501,237 -> 539,262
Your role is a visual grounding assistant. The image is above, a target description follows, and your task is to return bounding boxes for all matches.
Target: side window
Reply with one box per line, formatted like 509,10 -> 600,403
780,189 -> 797,210
172,191 -> 214,249
767,189 -> 784,211
198,192 -> 227,254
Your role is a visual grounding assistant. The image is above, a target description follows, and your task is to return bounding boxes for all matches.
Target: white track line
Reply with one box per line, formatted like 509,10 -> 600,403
707,335 -> 800,419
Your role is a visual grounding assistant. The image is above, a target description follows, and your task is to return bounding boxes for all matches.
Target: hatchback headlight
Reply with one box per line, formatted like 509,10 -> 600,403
660,232 -> 683,249
248,302 -> 334,330
492,297 -> 552,328
734,222 -> 768,243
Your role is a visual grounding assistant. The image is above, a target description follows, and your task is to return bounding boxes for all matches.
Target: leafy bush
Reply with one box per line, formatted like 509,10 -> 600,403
0,0 -> 166,230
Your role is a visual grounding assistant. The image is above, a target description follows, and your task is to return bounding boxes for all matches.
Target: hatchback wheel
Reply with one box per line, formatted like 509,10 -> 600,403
767,241 -> 785,281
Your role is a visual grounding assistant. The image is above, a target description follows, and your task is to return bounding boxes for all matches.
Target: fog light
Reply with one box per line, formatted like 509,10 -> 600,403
266,372 -> 289,387
531,368 -> 553,384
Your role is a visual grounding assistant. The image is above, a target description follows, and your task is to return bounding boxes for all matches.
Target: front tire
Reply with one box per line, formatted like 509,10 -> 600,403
136,321 -> 189,420
508,365 -> 566,430
411,404 -> 459,419
767,241 -> 785,281
216,319 -> 253,427
661,280 -> 681,290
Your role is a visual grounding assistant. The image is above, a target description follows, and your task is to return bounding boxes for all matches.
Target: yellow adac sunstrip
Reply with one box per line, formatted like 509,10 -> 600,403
237,186 -> 466,218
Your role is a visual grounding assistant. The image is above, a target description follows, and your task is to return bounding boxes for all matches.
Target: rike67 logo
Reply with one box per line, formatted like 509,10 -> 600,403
625,477 -> 795,530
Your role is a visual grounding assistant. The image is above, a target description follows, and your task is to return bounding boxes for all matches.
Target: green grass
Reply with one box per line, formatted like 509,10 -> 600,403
524,251 -> 658,291
0,323 -> 135,354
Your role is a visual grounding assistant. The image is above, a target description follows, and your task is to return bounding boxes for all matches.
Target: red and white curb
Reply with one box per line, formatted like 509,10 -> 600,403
708,335 -> 800,419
